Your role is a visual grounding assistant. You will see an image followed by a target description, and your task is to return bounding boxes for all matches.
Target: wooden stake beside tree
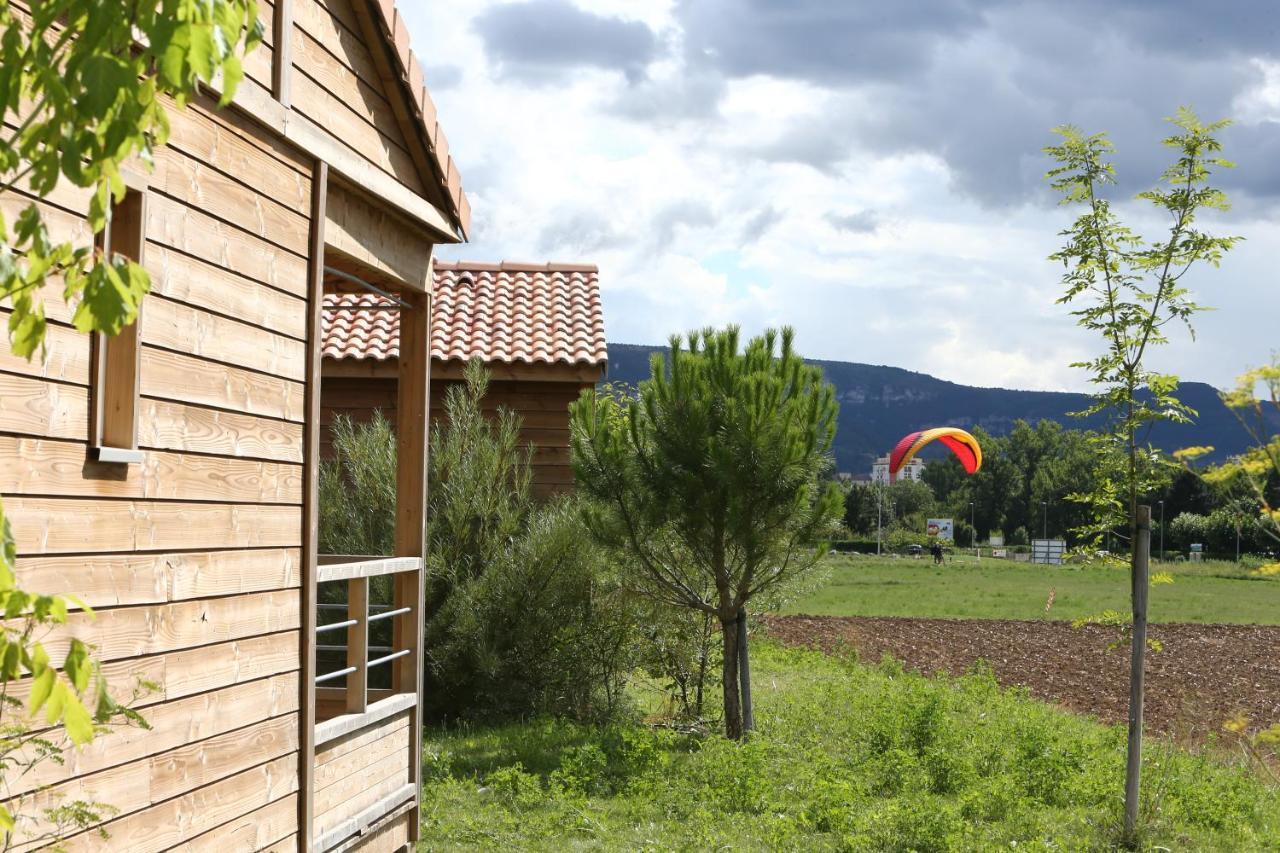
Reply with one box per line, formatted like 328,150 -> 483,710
570,326 -> 843,740
1044,108 -> 1240,845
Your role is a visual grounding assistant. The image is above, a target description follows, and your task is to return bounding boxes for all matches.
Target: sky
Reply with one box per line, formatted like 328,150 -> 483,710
400,0 -> 1280,393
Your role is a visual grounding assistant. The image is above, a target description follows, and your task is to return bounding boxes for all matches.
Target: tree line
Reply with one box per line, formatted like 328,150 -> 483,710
841,417 -> 1279,559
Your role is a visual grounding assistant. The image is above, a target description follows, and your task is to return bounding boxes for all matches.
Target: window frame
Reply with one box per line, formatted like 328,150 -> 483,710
89,174 -> 149,465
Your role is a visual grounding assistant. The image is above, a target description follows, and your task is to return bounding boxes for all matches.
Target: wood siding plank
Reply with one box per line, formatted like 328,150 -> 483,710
313,714 -> 408,769
0,437 -> 302,503
313,718 -> 409,791
290,70 -> 424,196
0,315 -> 89,384
63,753 -> 299,853
150,145 -> 310,256
9,672 -> 298,797
0,373 -> 88,439
324,182 -> 434,290
6,498 -> 300,555
146,194 -> 309,297
171,792 -> 299,853
139,399 -> 303,463
16,548 -> 300,607
145,244 -> 307,341
32,590 -> 300,663
15,714 -> 299,842
140,347 -> 305,422
314,745 -> 407,824
0,191 -> 91,246
163,96 -> 310,209
141,296 -> 308,382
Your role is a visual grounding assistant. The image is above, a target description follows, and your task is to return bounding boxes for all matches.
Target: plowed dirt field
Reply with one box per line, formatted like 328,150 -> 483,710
762,615 -> 1280,740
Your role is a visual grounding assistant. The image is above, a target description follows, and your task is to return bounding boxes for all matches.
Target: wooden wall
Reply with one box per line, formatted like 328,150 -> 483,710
321,371 -> 590,499
0,95 -> 311,850
313,709 -> 412,843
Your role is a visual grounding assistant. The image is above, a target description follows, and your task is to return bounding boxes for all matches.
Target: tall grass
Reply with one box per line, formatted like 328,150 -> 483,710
422,642 -> 1280,850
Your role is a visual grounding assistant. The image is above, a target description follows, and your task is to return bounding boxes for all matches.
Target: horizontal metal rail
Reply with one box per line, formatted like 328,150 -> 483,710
367,606 -> 412,624
315,619 -> 359,634
316,665 -> 358,685
367,648 -> 411,669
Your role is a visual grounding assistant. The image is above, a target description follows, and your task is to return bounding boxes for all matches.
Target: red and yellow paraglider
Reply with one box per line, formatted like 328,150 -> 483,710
889,427 -> 983,481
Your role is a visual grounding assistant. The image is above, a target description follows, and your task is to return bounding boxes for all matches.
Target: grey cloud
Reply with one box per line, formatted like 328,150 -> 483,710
652,199 -> 717,247
609,70 -> 726,124
537,209 -> 626,257
740,206 -> 782,242
671,0 -> 1280,205
827,210 -> 881,234
678,0 -> 987,86
474,1 -> 659,83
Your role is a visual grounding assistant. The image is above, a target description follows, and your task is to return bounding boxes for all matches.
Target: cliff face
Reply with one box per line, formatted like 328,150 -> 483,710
604,344 -> 1273,473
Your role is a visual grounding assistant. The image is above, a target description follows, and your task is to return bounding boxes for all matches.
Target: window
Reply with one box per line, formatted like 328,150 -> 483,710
90,185 -> 147,464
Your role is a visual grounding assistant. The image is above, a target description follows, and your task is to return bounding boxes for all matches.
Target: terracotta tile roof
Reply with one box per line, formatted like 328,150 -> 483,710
368,1 -> 470,237
322,261 -> 607,367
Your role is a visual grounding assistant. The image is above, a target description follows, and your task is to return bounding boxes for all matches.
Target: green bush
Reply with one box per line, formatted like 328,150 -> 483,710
318,361 -> 640,723
423,363 -> 640,721
318,412 -> 396,557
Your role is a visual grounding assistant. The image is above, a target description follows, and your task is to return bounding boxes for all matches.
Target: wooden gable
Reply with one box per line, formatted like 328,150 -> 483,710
290,0 -> 450,216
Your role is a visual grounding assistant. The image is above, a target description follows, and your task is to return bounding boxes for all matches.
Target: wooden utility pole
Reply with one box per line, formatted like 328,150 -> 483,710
1124,505 -> 1152,843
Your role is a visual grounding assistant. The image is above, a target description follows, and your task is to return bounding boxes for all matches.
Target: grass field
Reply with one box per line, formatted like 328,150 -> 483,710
781,554 -> 1280,624
420,642 -> 1280,850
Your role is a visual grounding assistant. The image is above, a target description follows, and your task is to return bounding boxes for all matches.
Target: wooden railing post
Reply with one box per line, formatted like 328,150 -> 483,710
394,286 -> 430,843
346,577 -> 368,714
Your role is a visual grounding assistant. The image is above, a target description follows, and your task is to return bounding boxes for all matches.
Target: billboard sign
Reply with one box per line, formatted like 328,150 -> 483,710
927,518 -> 955,542
1031,539 -> 1067,565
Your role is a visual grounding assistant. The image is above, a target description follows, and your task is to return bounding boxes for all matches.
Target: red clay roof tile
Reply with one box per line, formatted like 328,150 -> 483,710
322,262 -> 607,368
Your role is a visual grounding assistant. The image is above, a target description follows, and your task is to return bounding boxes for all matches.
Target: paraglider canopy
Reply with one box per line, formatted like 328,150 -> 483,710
890,427 -> 982,480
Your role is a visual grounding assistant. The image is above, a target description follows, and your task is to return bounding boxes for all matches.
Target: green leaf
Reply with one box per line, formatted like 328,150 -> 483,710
28,667 -> 56,716
7,299 -> 47,359
77,54 -> 132,117
65,639 -> 93,693
61,690 -> 95,746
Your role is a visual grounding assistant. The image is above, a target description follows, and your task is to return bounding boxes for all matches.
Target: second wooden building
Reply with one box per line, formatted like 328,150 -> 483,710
322,261 -> 607,497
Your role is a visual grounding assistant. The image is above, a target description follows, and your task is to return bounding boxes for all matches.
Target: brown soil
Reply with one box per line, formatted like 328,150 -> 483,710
761,615 -> 1280,740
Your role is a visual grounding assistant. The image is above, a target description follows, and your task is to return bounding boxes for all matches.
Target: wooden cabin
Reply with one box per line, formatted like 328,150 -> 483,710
321,261 -> 608,499
0,1 -> 470,850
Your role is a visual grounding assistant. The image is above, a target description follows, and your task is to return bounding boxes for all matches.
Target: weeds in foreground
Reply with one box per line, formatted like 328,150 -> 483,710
420,642 -> 1279,851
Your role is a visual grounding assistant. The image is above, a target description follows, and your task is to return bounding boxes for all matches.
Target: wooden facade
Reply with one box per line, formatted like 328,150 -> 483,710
1,1 -> 468,850
320,263 -> 609,500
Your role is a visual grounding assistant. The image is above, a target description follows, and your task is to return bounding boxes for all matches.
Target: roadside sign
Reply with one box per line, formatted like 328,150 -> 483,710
1031,539 -> 1067,565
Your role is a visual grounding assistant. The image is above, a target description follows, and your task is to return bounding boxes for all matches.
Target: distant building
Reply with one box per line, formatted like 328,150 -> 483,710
872,454 -> 926,484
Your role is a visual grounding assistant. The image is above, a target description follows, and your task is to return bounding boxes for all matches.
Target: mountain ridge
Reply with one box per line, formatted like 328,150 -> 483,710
603,343 -> 1266,473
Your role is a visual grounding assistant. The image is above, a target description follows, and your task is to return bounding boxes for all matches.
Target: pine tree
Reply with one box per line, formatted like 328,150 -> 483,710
570,326 -> 842,739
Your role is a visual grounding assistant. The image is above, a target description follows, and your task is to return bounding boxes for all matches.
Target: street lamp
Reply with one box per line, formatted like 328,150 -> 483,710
1041,501 -> 1048,540
1158,500 -> 1165,563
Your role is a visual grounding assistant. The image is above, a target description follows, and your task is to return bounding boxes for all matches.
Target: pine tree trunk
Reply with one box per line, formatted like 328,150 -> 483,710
721,615 -> 743,740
